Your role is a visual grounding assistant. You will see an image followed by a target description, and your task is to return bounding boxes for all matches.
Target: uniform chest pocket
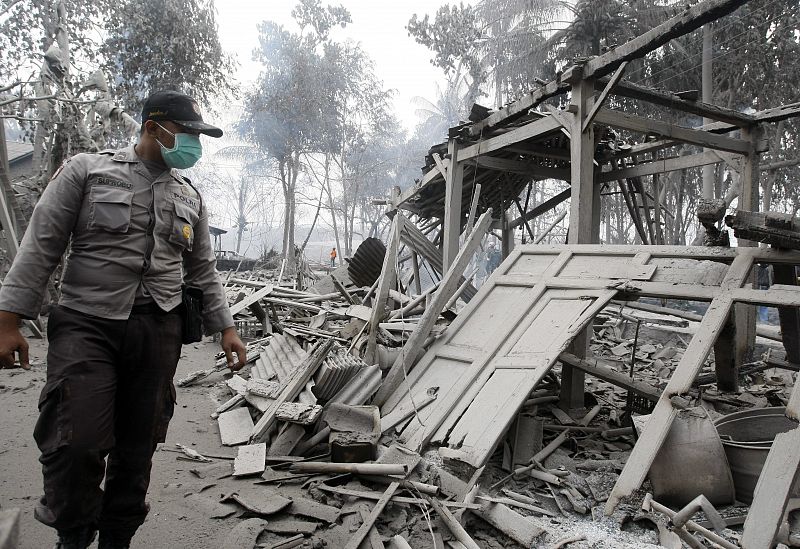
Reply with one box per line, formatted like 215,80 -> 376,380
169,200 -> 199,251
88,185 -> 134,233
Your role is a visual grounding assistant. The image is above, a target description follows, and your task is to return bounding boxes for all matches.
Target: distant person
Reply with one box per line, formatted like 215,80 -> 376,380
0,90 -> 246,549
330,247 -> 337,268
486,243 -> 502,275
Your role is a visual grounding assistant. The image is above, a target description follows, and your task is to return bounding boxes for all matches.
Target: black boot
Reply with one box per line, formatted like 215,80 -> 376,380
98,530 -> 134,549
54,527 -> 97,549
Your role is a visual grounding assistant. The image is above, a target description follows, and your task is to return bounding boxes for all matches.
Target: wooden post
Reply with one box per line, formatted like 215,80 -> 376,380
502,210 -> 515,258
561,74 -> 596,410
736,124 -> 760,365
443,139 -> 464,271
775,264 -> 800,363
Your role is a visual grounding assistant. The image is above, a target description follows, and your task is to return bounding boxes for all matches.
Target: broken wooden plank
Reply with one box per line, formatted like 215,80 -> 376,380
373,209 -> 493,406
344,482 -> 400,549
218,407 -> 254,446
358,505 -> 385,549
251,339 -> 334,442
741,377 -> 800,548
473,501 -> 545,547
426,497 -> 481,549
263,519 -> 318,535
229,285 -> 274,316
233,443 -> 266,477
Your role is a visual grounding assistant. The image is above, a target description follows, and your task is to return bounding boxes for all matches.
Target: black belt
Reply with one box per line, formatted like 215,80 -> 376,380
130,301 -> 169,315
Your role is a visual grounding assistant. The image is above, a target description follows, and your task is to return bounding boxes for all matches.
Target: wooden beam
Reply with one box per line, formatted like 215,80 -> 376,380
432,153 -> 448,179
467,80 -> 569,137
443,140 -> 465,271
598,150 -> 732,183
583,62 -> 628,133
560,352 -> 661,402
459,116 -> 562,161
474,155 -> 570,179
373,210 -> 493,407
593,109 -> 750,153
509,188 -> 571,229
580,0 -> 750,80
601,78 -> 756,127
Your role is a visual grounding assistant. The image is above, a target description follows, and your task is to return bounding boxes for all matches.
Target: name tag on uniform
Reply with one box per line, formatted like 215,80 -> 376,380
95,177 -> 132,190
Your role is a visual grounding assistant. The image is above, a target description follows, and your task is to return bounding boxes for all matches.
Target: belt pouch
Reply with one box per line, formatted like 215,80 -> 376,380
181,285 -> 204,344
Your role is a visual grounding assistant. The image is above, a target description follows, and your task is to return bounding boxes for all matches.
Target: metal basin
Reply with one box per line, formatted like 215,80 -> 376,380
714,407 -> 799,504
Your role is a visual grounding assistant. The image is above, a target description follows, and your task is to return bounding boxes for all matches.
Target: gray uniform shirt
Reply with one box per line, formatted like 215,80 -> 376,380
0,145 -> 234,335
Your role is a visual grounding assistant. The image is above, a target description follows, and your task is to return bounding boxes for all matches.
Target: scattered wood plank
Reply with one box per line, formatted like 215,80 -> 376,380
357,506 -> 385,549
229,285 -> 274,316
474,501 -> 546,547
426,496 -> 481,549
344,482 -> 400,549
264,519 -> 318,535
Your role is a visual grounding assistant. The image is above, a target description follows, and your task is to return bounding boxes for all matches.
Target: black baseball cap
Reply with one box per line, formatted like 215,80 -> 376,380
141,90 -> 223,138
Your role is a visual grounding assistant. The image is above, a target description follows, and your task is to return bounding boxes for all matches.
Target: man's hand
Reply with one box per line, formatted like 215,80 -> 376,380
0,311 -> 29,370
220,327 -> 246,371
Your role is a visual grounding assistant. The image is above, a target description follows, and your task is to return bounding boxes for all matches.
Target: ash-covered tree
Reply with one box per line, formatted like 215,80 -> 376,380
0,0 -> 234,190
101,0 -> 235,113
240,0 -> 396,266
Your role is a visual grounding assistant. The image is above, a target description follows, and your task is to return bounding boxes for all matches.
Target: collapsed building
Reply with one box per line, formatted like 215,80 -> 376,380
166,1 -> 800,547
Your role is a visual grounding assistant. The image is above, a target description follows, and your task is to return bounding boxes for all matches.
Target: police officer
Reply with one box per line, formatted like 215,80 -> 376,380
0,90 -> 247,549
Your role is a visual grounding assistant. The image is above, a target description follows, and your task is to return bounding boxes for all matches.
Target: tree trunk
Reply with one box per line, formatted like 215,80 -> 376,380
323,154 -> 342,258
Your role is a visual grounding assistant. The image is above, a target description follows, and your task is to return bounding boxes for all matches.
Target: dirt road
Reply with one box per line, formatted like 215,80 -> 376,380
0,336 -> 251,548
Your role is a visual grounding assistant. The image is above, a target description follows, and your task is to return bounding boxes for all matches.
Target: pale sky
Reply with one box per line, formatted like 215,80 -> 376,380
215,0 -> 451,132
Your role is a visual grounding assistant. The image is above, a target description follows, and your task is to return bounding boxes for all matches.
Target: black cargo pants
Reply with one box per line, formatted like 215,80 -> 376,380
33,304 -> 182,534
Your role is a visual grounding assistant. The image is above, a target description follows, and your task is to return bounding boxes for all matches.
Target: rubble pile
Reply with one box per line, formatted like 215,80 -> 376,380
167,235 -> 800,549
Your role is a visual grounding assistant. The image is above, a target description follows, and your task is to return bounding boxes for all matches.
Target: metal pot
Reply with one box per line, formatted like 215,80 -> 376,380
714,406 -> 800,504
